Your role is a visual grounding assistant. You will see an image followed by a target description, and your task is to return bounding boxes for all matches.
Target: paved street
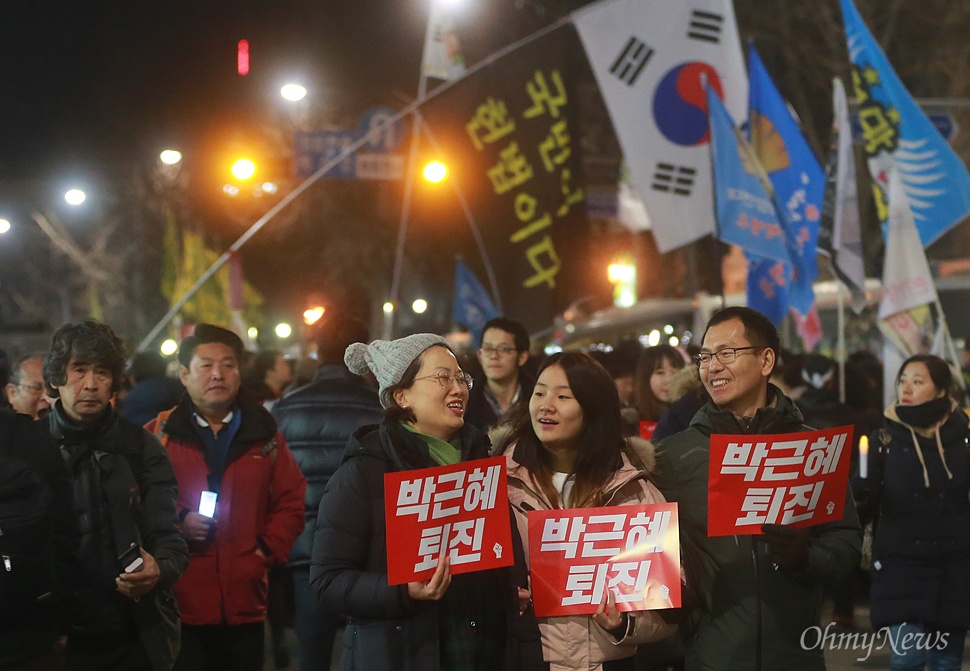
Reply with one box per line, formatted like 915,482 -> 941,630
263,603 -> 970,670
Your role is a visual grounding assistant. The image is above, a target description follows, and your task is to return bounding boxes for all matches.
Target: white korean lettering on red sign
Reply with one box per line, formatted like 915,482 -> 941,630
384,457 -> 512,585
708,426 -> 854,536
528,503 -> 680,617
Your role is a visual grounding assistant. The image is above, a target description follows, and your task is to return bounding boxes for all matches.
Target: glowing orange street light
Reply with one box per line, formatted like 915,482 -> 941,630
422,160 -> 447,183
231,158 -> 256,181
303,306 -> 325,325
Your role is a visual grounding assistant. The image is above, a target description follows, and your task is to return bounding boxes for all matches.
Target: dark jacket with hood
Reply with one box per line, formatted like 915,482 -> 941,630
860,400 -> 970,629
45,402 -> 188,671
653,386 -> 861,671
271,364 -> 383,569
310,420 -> 514,671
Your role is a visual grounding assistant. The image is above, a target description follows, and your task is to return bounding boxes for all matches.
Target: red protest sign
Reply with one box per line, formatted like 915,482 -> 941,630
527,503 -> 681,618
383,456 -> 513,585
708,425 -> 854,537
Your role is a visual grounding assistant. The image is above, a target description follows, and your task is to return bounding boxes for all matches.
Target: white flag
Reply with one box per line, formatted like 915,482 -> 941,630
573,0 -> 747,252
879,168 -> 938,320
828,77 -> 867,313
422,3 -> 466,82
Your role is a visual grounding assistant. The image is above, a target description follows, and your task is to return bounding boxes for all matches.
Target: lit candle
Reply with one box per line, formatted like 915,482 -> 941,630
859,435 -> 869,479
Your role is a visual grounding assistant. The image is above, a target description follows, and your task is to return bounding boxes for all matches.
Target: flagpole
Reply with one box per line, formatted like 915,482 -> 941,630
384,2 -> 440,340
421,124 -> 503,312
934,298 -> 968,401
835,269 -> 847,404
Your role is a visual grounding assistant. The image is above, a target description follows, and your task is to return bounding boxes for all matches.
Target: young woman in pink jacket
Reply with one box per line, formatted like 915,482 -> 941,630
501,352 -> 675,671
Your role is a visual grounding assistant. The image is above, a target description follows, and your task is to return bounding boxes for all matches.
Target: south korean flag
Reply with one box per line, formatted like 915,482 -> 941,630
573,0 -> 747,252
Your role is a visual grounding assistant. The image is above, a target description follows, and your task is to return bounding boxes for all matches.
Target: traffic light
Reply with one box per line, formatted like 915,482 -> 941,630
422,160 -> 447,183
237,40 -> 250,76
231,158 -> 256,181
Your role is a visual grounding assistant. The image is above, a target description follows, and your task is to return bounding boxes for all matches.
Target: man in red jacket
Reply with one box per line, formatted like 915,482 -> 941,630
147,324 -> 306,671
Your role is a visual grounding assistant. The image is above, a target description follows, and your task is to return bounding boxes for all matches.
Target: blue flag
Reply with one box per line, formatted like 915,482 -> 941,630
746,253 -> 789,327
841,0 -> 970,246
708,86 -> 789,263
452,259 -> 499,345
748,44 -> 824,318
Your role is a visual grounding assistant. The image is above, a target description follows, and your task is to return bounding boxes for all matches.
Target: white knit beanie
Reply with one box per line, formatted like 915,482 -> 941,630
344,333 -> 449,407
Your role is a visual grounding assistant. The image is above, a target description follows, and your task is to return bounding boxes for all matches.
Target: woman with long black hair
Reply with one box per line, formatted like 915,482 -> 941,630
501,352 -> 674,671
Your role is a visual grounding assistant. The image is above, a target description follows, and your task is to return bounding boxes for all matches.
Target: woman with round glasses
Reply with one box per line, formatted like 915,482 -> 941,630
309,333 -> 515,671
500,352 -> 674,671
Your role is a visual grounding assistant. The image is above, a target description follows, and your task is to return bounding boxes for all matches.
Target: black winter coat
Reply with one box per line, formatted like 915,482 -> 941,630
45,404 -> 188,671
655,387 -> 861,671
0,409 -> 76,667
310,420 -> 514,671
863,403 -> 970,629
272,365 -> 383,569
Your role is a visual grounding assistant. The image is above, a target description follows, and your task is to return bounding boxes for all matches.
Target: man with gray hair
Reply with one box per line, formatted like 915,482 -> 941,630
41,319 -> 188,671
5,353 -> 50,419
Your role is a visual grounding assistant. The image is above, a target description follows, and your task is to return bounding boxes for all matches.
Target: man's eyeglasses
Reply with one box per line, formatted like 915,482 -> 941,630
479,345 -> 517,357
692,346 -> 761,368
15,382 -> 45,394
415,371 -> 474,391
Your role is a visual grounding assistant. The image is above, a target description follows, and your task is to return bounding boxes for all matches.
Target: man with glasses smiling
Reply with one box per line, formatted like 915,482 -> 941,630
650,307 -> 861,671
5,353 -> 51,419
465,317 -> 533,439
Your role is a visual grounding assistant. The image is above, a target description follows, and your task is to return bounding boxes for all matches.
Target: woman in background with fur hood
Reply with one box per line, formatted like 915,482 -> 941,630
500,352 -> 674,671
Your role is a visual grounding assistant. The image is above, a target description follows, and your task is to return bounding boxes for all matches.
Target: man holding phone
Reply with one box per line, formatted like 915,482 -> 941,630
147,324 -> 306,671
41,320 -> 189,671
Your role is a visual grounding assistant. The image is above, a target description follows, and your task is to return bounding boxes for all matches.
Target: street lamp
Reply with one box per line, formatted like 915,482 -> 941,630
160,339 -> 178,356
303,306 -> 325,325
0,219 -> 9,234
231,158 -> 256,181
64,189 -> 86,206
280,83 -> 307,102
422,161 -> 447,183
412,298 -> 428,314
275,322 -> 292,338
159,150 -> 182,165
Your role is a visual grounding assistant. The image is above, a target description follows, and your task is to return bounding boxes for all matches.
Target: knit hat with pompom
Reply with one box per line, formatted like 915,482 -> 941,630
344,333 -> 449,407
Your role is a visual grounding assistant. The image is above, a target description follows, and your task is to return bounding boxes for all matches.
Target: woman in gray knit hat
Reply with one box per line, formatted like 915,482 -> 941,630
309,334 -> 518,671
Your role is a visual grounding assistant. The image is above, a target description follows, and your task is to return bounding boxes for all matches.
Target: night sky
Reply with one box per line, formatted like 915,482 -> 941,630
0,0 -> 561,329
0,0 -> 435,178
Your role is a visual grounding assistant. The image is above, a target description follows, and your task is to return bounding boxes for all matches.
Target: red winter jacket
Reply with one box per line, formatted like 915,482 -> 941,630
146,397 -> 306,625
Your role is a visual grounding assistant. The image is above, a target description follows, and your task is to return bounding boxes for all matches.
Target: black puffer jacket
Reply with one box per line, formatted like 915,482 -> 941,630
310,420 -> 514,671
863,402 -> 970,629
272,364 -> 383,569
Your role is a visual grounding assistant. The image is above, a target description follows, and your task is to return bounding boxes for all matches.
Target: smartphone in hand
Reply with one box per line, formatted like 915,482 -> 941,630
119,544 -> 144,574
199,491 -> 218,518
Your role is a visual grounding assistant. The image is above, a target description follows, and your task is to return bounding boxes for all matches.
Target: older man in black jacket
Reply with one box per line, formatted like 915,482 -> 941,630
40,320 -> 188,671
272,314 -> 382,671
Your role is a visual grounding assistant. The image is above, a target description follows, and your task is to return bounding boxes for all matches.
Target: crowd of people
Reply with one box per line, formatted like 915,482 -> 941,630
0,305 -> 966,671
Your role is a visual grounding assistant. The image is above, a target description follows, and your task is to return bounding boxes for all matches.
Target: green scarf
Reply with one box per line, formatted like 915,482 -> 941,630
400,422 -> 462,466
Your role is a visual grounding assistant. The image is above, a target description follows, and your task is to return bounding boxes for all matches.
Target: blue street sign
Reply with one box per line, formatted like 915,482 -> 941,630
295,107 -> 405,179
